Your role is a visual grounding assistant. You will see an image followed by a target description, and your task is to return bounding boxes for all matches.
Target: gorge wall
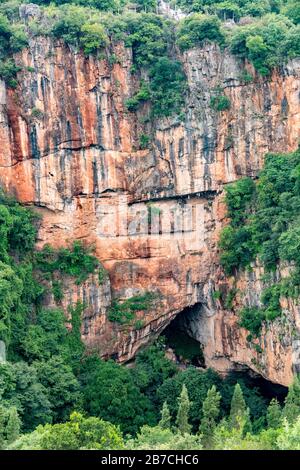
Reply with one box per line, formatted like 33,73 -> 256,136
0,31 -> 300,385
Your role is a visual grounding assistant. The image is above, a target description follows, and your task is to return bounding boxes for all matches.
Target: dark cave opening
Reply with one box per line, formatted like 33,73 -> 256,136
162,311 -> 206,368
161,306 -> 288,404
224,370 -> 288,404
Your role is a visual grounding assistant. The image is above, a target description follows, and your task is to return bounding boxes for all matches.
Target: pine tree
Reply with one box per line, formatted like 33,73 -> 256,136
267,398 -> 282,429
242,407 -> 252,437
229,383 -> 247,430
199,385 -> 221,449
176,384 -> 191,435
5,407 -> 21,445
159,401 -> 171,430
283,375 -> 300,423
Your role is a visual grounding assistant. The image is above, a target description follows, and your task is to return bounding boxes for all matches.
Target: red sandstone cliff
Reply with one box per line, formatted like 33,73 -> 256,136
0,34 -> 300,385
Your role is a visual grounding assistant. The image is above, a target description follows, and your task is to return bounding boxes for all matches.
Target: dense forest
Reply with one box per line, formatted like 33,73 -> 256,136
1,0 -> 300,451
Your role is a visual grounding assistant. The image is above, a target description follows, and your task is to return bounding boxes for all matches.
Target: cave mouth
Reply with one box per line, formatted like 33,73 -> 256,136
162,311 -> 205,368
161,306 -> 288,403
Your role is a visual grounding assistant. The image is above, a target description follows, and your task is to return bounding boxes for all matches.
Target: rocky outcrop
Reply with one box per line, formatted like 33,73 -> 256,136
0,33 -> 300,385
177,265 -> 300,386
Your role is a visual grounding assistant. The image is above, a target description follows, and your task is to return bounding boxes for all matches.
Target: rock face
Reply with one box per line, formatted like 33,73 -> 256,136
0,35 -> 300,385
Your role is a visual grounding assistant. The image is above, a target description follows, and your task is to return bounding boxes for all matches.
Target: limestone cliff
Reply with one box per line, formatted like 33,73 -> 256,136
0,31 -> 300,385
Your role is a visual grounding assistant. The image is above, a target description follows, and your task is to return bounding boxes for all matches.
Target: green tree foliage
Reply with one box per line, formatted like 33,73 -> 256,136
36,241 -> 100,285
79,356 -> 156,435
132,342 -> 177,404
172,0 -> 282,18
219,147 -> 300,336
127,424 -> 202,450
5,406 -> 21,446
0,361 -> 52,432
199,385 -> 221,448
148,57 -> 186,118
159,402 -> 171,430
176,14 -> 224,51
267,398 -> 282,429
229,383 -> 247,430
108,292 -> 157,324
123,13 -> 168,66
210,93 -> 231,112
221,372 -> 269,430
157,367 -> 223,431
283,376 -> 300,424
0,405 -> 21,449
282,0 -> 300,25
176,385 -> 192,435
125,81 -> 151,111
34,357 -> 82,423
276,416 -> 300,450
0,10 -> 27,86
10,412 -> 124,450
228,13 -> 296,75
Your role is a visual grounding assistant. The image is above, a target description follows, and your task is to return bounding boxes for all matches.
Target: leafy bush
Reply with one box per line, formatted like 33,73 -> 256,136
35,241 -> 100,285
148,57 -> 186,118
125,81 -> 151,111
176,14 -> 225,51
0,10 -> 27,86
282,0 -> 300,25
108,292 -> 157,324
123,13 -> 168,66
139,133 -> 150,149
51,5 -> 108,54
10,412 -> 124,450
239,306 -> 265,337
228,14 -> 295,75
210,93 -> 231,112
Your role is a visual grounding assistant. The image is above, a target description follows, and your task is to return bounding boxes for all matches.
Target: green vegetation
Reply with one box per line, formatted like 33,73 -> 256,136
210,92 -> 231,112
0,0 -> 299,113
228,13 -> 299,75
9,368 -> 300,450
219,146 -> 300,337
10,412 -> 124,450
0,9 -> 27,87
108,292 -> 158,325
176,385 -> 192,435
36,241 -> 100,285
139,133 -> 151,149
199,385 -> 221,448
1,0 -> 300,452
176,13 -> 225,51
125,81 -> 151,111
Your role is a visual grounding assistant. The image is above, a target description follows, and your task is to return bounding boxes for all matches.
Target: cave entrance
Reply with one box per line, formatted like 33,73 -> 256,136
162,309 -> 205,368
160,304 -> 288,403
224,369 -> 288,404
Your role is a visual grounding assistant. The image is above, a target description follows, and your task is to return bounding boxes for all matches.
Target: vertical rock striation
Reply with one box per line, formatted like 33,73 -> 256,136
0,35 -> 300,384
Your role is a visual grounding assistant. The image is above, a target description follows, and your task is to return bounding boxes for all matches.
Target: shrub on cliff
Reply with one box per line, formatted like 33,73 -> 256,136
148,57 -> 186,118
176,14 -> 225,51
228,13 -> 295,75
80,22 -> 108,55
172,0 -> 281,18
51,5 -> 109,54
0,10 -> 28,86
122,13 -> 169,66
